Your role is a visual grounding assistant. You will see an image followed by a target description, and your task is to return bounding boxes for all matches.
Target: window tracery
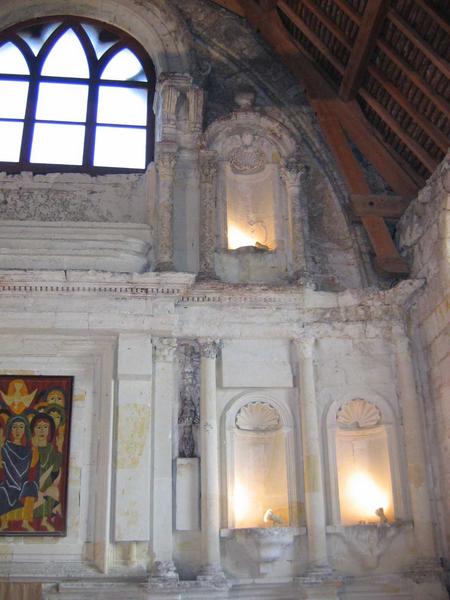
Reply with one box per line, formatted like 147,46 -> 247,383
0,18 -> 155,173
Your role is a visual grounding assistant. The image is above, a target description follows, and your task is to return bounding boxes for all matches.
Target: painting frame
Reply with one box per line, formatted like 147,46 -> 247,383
0,374 -> 73,537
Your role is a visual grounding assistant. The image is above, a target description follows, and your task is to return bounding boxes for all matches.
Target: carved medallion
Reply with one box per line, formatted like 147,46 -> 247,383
229,133 -> 266,175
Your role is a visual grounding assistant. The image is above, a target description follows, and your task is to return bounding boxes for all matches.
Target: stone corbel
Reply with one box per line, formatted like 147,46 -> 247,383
280,156 -> 310,283
155,73 -> 205,142
199,151 -> 218,279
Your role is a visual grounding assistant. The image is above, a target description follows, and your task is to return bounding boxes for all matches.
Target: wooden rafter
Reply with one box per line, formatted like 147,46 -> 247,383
278,0 -> 345,74
376,39 -> 450,119
339,0 -> 389,101
414,0 -> 450,36
358,89 -> 439,173
298,0 -> 352,50
331,0 -> 362,25
388,9 -> 450,80
350,195 -> 411,220
367,65 -> 449,153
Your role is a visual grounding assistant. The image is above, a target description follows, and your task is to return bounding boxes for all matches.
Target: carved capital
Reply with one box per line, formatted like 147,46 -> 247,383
281,157 -> 309,188
199,151 -> 218,183
199,338 -> 222,359
153,337 -> 177,362
294,336 -> 315,359
156,149 -> 177,178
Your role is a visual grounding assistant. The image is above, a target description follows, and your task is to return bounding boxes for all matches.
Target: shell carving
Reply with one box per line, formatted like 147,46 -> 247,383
235,401 -> 281,431
336,399 -> 381,429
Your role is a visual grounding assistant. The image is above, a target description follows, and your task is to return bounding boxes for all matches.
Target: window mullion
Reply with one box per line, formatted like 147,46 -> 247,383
19,69 -> 38,163
83,70 -> 99,167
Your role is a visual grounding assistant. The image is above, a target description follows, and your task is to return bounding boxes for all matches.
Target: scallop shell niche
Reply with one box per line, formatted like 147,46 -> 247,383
336,398 -> 381,429
235,401 -> 281,431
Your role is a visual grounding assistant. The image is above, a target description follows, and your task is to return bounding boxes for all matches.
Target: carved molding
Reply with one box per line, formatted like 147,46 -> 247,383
336,399 -> 382,429
153,337 -> 177,362
235,401 -> 281,431
177,341 -> 201,458
280,157 -> 309,188
228,136 -> 266,175
199,339 -> 222,359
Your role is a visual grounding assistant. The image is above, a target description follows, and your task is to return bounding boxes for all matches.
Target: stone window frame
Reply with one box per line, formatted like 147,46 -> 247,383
0,16 -> 156,175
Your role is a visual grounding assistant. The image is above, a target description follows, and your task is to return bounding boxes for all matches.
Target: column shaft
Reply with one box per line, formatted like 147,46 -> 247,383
199,340 -> 224,577
151,337 -> 177,579
295,337 -> 329,568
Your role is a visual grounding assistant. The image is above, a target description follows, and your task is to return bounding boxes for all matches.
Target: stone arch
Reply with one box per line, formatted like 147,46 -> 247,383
0,0 -> 193,74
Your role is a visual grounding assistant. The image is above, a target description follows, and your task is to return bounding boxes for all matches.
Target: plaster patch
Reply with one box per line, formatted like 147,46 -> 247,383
74,392 -> 86,402
117,404 -> 151,469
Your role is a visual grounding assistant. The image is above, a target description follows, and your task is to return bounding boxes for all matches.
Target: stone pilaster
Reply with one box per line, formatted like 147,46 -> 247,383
393,327 -> 437,561
155,143 -> 177,271
197,339 -> 227,586
294,337 -> 329,569
199,151 -> 218,279
150,337 -> 178,583
281,157 -> 310,282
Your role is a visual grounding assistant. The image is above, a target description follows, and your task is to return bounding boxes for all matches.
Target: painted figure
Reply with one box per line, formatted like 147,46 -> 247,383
31,414 -> 62,531
0,415 -> 39,531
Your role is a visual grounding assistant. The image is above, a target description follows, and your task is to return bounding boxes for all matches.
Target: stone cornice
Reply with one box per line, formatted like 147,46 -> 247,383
0,270 -> 424,311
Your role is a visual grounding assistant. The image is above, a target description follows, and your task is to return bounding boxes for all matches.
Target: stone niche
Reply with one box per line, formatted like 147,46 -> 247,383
203,101 -> 309,284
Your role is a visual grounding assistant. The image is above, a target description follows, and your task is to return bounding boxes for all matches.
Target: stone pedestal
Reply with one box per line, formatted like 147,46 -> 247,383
176,457 -> 200,531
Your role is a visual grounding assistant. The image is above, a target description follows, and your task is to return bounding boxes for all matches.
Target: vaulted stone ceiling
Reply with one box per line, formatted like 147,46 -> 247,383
210,0 -> 449,275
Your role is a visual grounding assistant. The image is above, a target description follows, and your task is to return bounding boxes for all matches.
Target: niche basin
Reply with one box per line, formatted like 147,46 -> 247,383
221,527 -> 303,575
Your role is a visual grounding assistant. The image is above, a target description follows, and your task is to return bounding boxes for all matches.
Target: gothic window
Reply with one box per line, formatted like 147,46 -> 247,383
0,18 -> 155,173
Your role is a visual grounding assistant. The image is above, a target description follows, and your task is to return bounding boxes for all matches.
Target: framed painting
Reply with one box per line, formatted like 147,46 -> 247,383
0,375 -> 73,536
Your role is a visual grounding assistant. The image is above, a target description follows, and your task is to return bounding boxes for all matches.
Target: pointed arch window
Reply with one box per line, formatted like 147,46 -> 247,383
0,18 -> 155,173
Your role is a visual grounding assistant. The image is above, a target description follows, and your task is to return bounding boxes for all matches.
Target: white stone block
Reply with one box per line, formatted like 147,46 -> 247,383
221,339 -> 293,388
117,334 -> 152,377
176,458 -> 200,531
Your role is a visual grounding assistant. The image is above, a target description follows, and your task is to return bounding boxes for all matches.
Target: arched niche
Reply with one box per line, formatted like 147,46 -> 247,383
325,395 -> 406,526
204,110 -> 308,284
0,0 -> 193,74
221,392 -> 300,529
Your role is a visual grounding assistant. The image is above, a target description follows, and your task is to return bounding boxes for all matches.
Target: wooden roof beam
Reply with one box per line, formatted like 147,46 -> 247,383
298,0 -> 352,50
359,89 -> 439,173
367,65 -> 449,153
278,0 -> 346,74
414,0 -> 450,36
332,0 -> 362,25
339,0 -> 390,101
377,39 -> 450,118
388,9 -> 450,80
350,194 -> 411,221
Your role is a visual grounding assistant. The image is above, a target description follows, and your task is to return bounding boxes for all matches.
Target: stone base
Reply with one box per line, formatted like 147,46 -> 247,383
296,566 -> 343,600
196,564 -> 230,590
148,560 -> 179,588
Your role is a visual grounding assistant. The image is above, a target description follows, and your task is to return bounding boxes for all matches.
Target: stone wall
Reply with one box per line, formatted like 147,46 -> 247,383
398,152 -> 450,567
